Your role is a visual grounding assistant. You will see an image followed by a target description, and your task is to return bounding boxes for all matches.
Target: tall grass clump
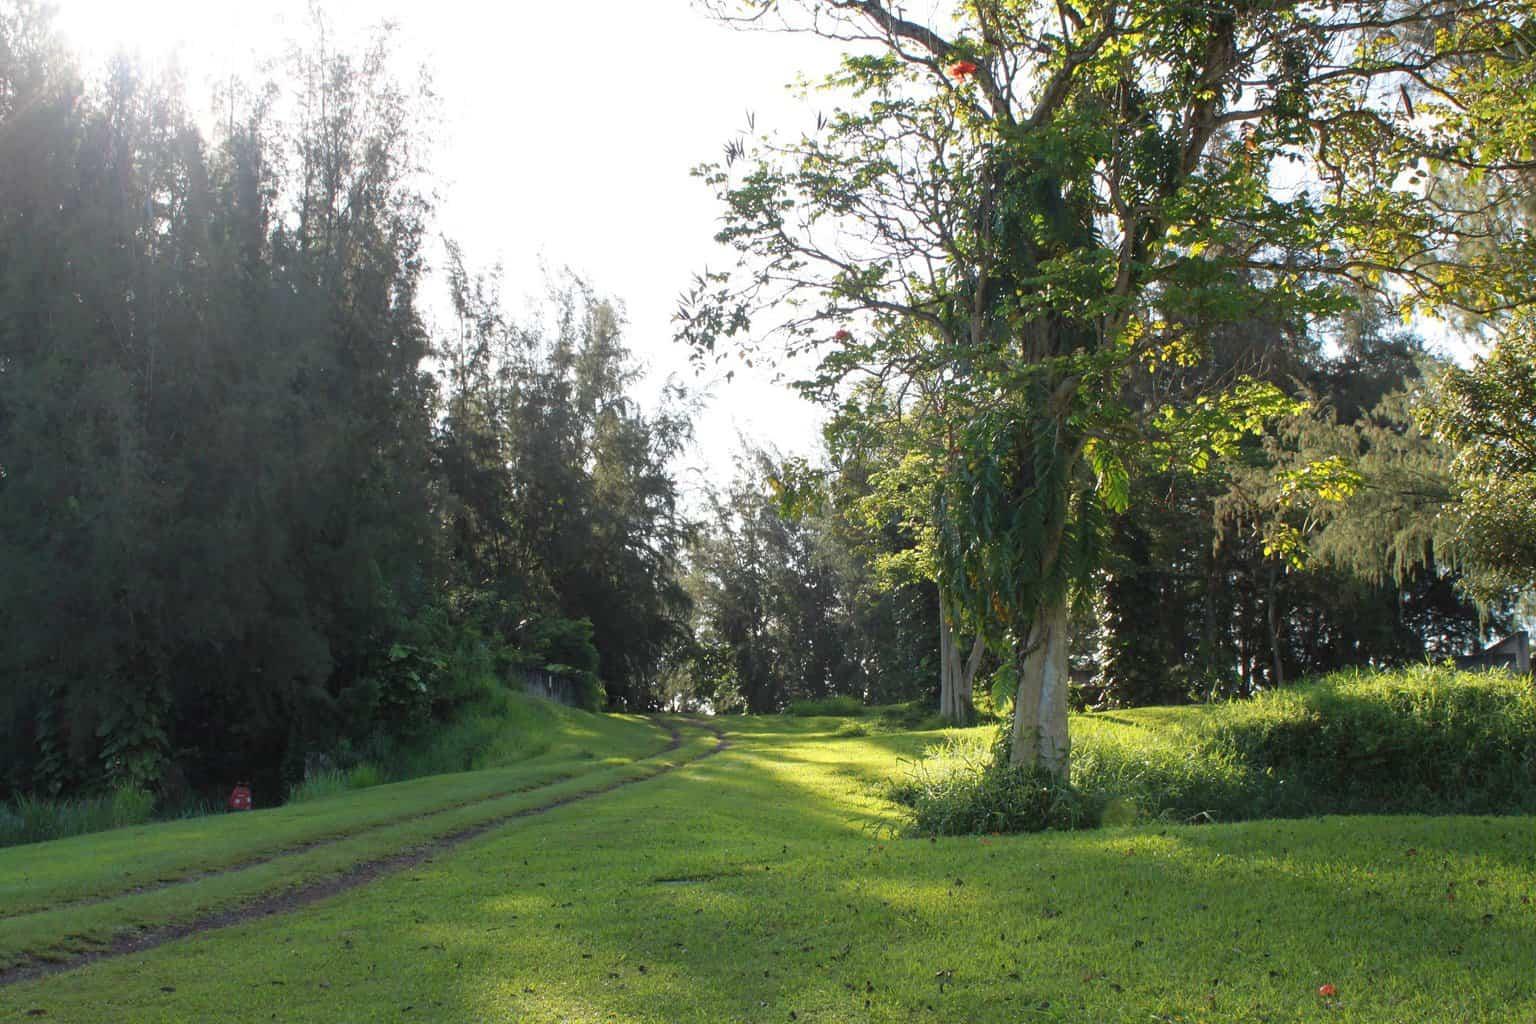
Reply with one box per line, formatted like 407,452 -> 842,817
786,695 -> 867,717
392,686 -> 556,777
875,699 -> 950,731
891,665 -> 1536,835
1209,664 -> 1536,815
286,686 -> 565,801
0,787 -> 156,847
286,762 -> 389,805
888,731 -> 1101,834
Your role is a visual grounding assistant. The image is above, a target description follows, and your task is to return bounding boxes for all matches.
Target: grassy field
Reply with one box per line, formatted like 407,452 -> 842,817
0,707 -> 711,974
898,668 -> 1536,834
2,710 -> 1533,1022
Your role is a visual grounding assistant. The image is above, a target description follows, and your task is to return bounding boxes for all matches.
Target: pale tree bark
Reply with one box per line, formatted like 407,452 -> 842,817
964,632 -> 985,692
937,590 -> 984,724
1008,593 -> 1071,777
939,611 -> 956,718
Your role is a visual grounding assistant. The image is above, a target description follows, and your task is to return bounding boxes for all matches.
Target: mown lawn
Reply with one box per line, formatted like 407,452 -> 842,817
0,712 -> 705,973
0,708 -> 667,916
2,715 -> 1533,1022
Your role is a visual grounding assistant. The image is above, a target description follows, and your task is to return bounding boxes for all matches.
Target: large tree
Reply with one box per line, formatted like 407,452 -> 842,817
684,0 -> 1536,776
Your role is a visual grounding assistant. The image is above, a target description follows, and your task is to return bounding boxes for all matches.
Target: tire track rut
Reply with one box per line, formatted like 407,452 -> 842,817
0,718 -> 728,988
4,719 -> 680,923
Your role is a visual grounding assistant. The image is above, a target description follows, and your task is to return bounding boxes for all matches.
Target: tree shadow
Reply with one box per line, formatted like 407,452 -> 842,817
5,719 -> 1533,1023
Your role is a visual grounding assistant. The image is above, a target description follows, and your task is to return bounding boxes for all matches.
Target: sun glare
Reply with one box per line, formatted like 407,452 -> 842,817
53,0 -> 296,80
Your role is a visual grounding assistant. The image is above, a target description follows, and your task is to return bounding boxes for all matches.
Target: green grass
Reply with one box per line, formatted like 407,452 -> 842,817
785,695 -> 867,717
1,711 -> 1533,1022
0,723 -> 720,974
0,787 -> 157,847
0,687 -> 648,851
896,666 -> 1536,833
0,702 -> 668,922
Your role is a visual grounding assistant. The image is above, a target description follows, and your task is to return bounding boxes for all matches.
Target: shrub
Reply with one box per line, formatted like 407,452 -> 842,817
385,686 -> 562,778
0,805 -> 23,847
787,695 -> 867,717
287,760 -> 390,804
891,666 -> 1536,835
889,732 -> 1101,835
876,700 -> 946,730
1208,665 -> 1536,816
110,786 -> 156,828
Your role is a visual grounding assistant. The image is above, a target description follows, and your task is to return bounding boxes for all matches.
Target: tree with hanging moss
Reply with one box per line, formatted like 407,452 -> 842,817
683,0 -> 1536,777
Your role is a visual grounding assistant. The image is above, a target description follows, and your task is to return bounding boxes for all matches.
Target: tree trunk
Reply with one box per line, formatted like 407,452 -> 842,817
963,633 -> 985,693
937,590 -> 974,725
1008,592 -> 1070,777
1265,565 -> 1285,689
1200,542 -> 1219,677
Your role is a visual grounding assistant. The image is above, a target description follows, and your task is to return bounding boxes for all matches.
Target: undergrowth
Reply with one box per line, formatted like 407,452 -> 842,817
0,787 -> 156,847
786,695 -> 867,717
287,686 -> 578,803
891,665 -> 1536,835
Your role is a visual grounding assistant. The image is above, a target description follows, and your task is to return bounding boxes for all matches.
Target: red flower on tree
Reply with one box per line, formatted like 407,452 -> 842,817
833,328 -> 852,341
946,59 -> 978,82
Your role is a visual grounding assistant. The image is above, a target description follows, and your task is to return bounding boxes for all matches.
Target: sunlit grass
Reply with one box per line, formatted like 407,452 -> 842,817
3,714 -> 1532,1022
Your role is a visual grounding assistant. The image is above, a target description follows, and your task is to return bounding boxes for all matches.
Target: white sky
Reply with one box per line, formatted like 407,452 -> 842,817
53,0 -> 843,495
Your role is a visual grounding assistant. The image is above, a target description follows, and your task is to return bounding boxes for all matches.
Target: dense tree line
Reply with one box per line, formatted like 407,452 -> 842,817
1087,301 -> 1506,707
0,8 -> 690,803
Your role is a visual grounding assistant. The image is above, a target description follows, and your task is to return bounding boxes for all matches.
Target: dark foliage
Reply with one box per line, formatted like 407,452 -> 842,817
0,9 -> 691,804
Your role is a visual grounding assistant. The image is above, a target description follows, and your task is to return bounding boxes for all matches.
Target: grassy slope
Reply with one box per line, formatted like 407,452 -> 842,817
0,699 -> 688,970
3,715 -> 1533,1022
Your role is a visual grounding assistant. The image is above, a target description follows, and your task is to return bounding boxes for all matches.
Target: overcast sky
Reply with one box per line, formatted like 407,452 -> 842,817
55,0 -> 848,495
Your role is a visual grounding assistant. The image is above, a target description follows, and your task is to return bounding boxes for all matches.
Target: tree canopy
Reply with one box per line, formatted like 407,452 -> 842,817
0,6 -> 695,802
684,0 -> 1536,774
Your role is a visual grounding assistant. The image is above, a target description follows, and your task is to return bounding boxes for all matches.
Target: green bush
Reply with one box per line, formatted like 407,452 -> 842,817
876,699 -> 948,731
345,761 -> 386,791
888,732 -> 1101,835
392,687 -> 557,777
110,785 -> 156,827
1210,665 -> 1536,815
891,666 -> 1536,835
0,805 -> 22,847
787,695 -> 867,717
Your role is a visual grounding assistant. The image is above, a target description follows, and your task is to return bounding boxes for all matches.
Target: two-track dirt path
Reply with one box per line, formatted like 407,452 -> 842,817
0,718 -> 727,988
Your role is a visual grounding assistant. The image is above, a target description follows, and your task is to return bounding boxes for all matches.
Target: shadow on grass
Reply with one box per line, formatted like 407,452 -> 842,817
3,719 -> 1533,1023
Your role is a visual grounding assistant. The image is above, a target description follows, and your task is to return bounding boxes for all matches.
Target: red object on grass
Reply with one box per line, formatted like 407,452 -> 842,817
947,60 -> 978,81
1318,984 -> 1337,998
228,783 -> 252,812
